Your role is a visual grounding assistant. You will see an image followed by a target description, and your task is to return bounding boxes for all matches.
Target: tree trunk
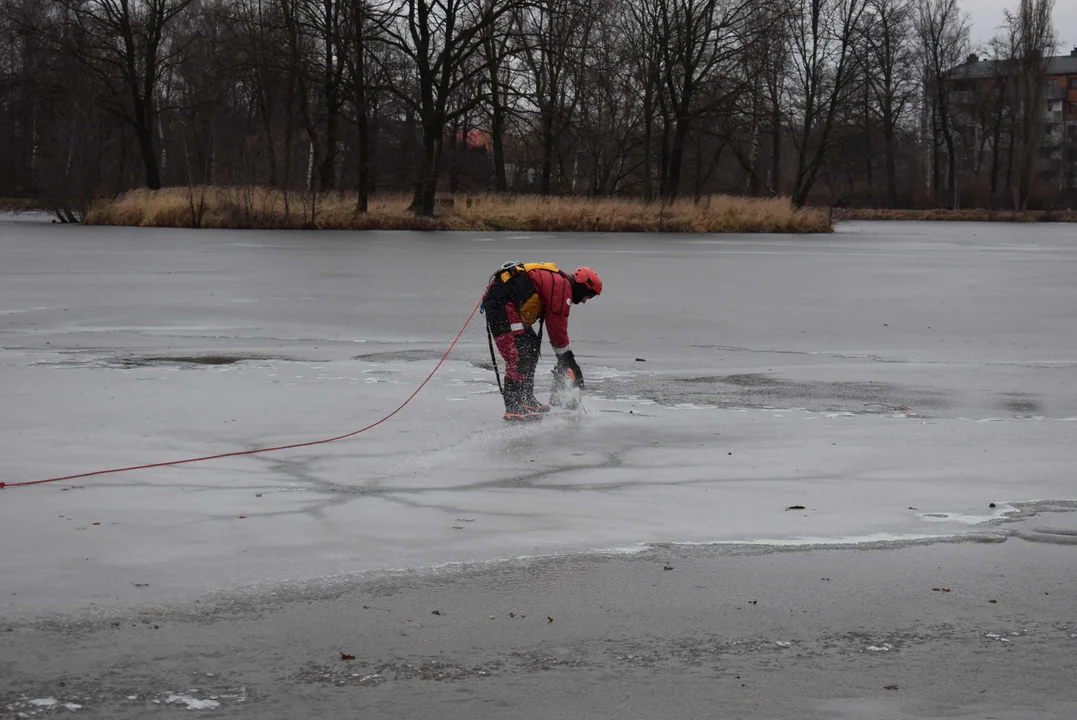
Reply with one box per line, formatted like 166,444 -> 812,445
666,109 -> 690,200
1004,126 -> 1015,207
989,97 -> 1002,210
356,105 -> 369,212
540,110 -> 555,194
936,86 -> 957,208
135,122 -> 162,190
884,124 -> 898,208
930,107 -> 941,205
484,42 -> 507,192
944,128 -> 957,208
412,121 -> 443,216
354,10 -> 369,212
448,122 -> 461,193
319,92 -> 340,191
369,104 -> 379,194
771,104 -> 782,196
490,103 -> 507,192
642,81 -> 654,201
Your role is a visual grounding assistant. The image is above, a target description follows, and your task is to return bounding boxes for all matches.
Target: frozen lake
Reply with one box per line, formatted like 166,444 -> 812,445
2,215 -> 1076,616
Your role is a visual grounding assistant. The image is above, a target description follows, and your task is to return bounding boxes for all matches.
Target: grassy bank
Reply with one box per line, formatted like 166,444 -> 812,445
834,207 -> 1077,222
82,188 -> 833,233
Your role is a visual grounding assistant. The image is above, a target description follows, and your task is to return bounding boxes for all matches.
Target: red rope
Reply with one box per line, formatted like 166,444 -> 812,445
1,298 -> 483,489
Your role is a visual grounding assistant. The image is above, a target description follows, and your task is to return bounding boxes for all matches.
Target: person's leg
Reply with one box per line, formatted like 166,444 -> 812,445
486,294 -> 539,419
515,330 -> 548,412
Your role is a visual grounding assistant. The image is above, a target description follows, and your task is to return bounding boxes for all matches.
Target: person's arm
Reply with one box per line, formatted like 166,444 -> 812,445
543,272 -> 582,386
553,347 -> 583,388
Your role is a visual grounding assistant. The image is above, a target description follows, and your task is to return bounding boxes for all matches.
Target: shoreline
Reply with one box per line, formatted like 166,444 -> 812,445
80,189 -> 833,233
2,497 -> 1066,625
834,207 -> 1077,222
3,523 -> 1076,719
11,196 -> 1077,229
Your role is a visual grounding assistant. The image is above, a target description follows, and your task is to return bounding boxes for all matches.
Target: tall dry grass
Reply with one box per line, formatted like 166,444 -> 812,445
83,187 -> 833,233
834,207 -> 1077,222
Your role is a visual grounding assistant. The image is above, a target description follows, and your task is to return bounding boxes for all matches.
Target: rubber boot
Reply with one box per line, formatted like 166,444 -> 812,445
522,376 -> 550,414
503,378 -> 543,422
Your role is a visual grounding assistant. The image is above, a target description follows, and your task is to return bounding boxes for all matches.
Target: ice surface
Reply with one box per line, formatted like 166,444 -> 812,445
2,220 -> 1077,615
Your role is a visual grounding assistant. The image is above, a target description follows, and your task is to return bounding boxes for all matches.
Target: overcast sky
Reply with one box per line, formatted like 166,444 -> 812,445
964,0 -> 1077,54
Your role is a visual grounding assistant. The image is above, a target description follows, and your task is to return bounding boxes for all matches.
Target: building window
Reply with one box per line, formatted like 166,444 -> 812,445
1070,77 -> 1077,89
1071,102 -> 1077,114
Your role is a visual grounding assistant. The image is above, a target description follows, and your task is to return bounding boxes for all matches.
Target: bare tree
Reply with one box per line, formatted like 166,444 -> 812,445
625,0 -> 666,200
985,18 -> 1018,207
726,0 -> 789,197
343,0 -> 378,209
655,0 -> 755,200
915,0 -> 968,208
372,0 -> 511,215
574,0 -> 640,195
788,0 -> 869,207
514,0 -> 595,194
280,0 -> 350,192
859,0 -> 916,206
478,4 -> 515,191
1009,0 -> 1055,209
39,0 -> 198,189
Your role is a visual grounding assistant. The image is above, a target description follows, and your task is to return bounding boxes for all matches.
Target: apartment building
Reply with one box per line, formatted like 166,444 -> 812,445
944,46 -> 1077,203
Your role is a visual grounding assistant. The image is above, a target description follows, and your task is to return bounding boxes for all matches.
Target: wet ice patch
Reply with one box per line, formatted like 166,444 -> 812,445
26,698 -> 81,711
355,349 -> 443,363
678,532 -> 950,548
917,505 -> 1016,525
164,694 -> 220,710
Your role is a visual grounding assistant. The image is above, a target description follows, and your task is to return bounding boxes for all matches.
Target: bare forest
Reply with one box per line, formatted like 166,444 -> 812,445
0,0 -> 1066,218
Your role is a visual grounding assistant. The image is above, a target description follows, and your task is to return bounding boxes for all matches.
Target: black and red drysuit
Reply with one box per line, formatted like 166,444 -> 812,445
482,262 -> 585,418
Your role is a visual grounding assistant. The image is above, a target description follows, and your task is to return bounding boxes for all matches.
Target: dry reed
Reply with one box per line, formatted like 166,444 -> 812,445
83,187 -> 833,233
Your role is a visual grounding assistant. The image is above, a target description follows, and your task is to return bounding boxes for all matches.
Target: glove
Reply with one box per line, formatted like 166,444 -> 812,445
555,350 -> 584,389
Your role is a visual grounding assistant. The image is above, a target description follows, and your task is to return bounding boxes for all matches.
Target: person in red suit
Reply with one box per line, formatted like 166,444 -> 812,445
482,262 -> 603,420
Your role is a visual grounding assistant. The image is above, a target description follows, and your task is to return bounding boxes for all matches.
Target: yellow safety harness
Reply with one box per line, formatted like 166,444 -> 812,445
489,261 -> 561,327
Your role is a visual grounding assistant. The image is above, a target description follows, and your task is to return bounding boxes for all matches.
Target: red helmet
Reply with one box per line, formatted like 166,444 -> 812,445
573,266 -> 602,296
